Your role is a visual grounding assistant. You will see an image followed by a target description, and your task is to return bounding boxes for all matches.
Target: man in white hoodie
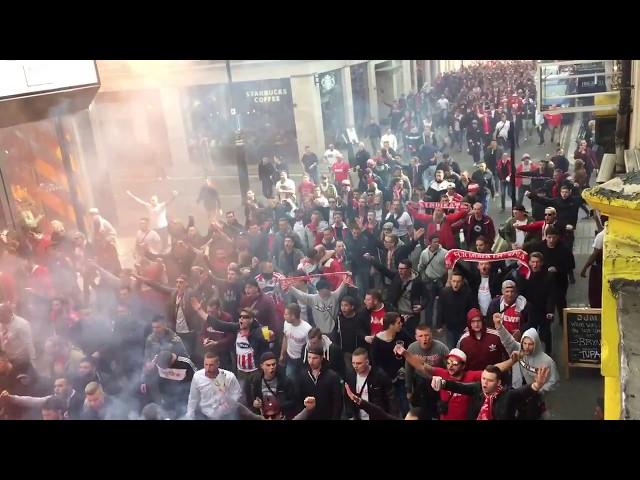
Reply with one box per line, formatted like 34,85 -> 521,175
492,315 -> 559,420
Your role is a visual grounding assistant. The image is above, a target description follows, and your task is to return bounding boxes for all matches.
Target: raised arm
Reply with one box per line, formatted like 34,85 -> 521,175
492,313 -> 520,354
126,190 -> 151,207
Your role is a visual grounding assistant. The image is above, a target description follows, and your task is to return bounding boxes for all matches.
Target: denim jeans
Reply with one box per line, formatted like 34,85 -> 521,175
285,356 -> 304,383
394,379 -> 410,418
500,180 -> 511,210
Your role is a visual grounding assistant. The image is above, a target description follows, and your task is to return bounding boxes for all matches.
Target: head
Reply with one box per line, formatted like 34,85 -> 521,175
307,351 -> 323,371
501,280 -> 518,304
175,275 -> 188,293
521,334 -> 536,356
151,316 -> 167,338
544,207 -> 557,224
383,312 -> 403,333
445,348 -> 468,377
478,261 -> 492,277
203,351 -> 220,378
340,296 -> 356,316
156,349 -> 176,369
545,226 -> 561,248
84,382 -> 105,411
322,228 -> 335,244
475,236 -> 489,253
77,357 -> 97,378
364,290 -> 383,310
41,396 -> 66,420
238,309 -> 255,329
244,278 -> 260,297
398,259 -> 413,281
53,377 -> 72,399
415,325 -> 433,349
351,348 -> 371,376
560,185 -> 572,200
279,171 -> 288,182
138,217 -> 150,232
435,169 -> 444,182
480,365 -> 503,395
522,154 -> 531,165
472,202 -> 483,218
260,352 -> 278,380
335,240 -> 346,257
383,234 -> 398,251
513,205 -> 526,220
529,252 -> 544,273
316,279 -> 332,299
284,303 -> 301,325
450,272 -> 464,292
428,234 -> 440,252
467,308 -> 484,334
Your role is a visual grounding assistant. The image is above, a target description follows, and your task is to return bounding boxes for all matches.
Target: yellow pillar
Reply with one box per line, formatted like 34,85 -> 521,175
583,178 -> 640,420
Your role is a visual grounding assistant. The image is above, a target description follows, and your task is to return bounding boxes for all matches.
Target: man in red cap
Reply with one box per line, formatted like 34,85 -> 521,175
456,308 -> 508,372
395,345 -> 515,420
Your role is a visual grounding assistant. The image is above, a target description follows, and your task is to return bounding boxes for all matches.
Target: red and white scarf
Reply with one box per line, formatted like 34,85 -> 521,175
445,249 -> 531,279
477,386 -> 504,420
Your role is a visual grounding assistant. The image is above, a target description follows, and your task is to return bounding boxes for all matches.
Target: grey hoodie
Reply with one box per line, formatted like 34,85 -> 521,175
496,326 -> 559,394
289,283 -> 346,334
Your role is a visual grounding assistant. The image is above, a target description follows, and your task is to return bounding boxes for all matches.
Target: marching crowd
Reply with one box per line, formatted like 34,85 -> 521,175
0,61 -> 605,421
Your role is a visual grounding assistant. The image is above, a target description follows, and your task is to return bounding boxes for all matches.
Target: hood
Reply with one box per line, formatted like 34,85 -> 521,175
429,180 -> 448,191
513,326 -> 558,393
303,335 -> 333,363
521,328 -> 540,354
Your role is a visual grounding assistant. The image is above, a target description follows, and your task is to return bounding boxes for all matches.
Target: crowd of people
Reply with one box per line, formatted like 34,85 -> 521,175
0,61 -> 605,421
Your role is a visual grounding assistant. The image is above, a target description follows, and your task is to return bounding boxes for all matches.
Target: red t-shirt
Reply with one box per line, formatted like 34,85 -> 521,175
332,161 -> 350,183
369,305 -> 386,336
502,303 -> 522,334
432,367 -> 483,420
299,180 -> 316,197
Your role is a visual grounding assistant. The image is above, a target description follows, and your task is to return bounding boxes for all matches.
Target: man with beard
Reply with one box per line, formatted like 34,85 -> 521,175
215,266 -> 244,317
276,234 -> 305,277
301,146 -> 320,184
239,278 -> 280,338
333,296 -> 370,375
0,376 -> 84,420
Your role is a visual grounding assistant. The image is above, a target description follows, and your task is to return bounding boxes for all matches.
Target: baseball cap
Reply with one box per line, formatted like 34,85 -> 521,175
522,153 -> 531,160
446,348 -> 467,364
467,183 -> 480,193
513,204 -> 527,212
260,352 -> 277,364
308,346 -> 324,356
502,280 -> 516,289
383,222 -> 394,230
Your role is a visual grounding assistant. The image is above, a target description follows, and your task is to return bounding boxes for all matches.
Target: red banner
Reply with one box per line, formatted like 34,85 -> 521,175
445,249 -> 531,279
415,201 -> 464,210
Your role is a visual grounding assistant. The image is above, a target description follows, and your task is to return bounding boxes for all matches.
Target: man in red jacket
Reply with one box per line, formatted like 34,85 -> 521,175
456,308 -> 508,372
543,107 -> 562,144
406,202 -> 470,250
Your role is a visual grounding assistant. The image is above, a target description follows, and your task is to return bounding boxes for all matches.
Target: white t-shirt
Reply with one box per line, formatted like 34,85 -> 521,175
395,211 -> 413,237
513,220 -> 527,249
437,98 -> 449,111
149,203 -> 168,230
355,372 -> 370,420
284,320 -> 312,360
593,229 -> 605,250
324,149 -> 340,166
478,276 -> 492,316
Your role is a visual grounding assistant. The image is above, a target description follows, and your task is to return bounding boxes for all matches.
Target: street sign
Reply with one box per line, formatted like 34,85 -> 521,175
563,307 -> 602,379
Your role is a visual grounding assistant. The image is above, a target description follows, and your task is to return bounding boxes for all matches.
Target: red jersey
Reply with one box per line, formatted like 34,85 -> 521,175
298,180 -> 316,197
331,161 -> 350,183
432,367 -> 483,420
369,305 -> 386,336
321,257 -> 345,290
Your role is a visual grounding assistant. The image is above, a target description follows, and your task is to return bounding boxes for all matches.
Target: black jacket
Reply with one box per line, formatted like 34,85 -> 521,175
205,315 -> 271,368
515,269 -> 556,315
369,265 -> 427,314
345,366 -> 397,419
301,341 -> 345,379
456,261 -> 517,299
442,380 -> 539,420
530,241 -> 575,287
371,238 -> 420,273
332,310 -> 370,354
529,192 -> 579,228
436,284 -> 479,331
296,363 -> 343,420
244,368 -> 298,419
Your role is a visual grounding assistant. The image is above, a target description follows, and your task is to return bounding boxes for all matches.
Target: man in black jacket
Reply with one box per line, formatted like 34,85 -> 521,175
344,223 -> 374,293
333,297 -> 370,375
515,252 -> 556,354
436,271 -> 479,348
296,347 -> 342,420
345,348 -> 397,420
245,352 -> 298,419
530,226 -> 575,324
432,363 -> 550,420
368,258 -> 428,336
301,146 -> 319,184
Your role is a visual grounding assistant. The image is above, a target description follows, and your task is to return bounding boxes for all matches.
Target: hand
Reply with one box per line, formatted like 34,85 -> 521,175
493,313 -> 503,329
303,396 -> 316,410
566,224 -> 573,231
413,227 -> 426,240
253,398 -> 263,409
344,383 -> 362,405
140,384 -> 147,395
436,328 -> 444,334
431,376 -> 445,392
546,313 -> 554,321
533,366 -> 550,390
580,268 -> 588,278
91,351 -> 100,359
190,296 -> 202,311
525,191 -> 531,198
363,253 -> 372,261
406,392 -> 413,401
548,266 -> 557,273
510,351 -> 522,363
393,344 -> 406,357
364,335 -> 374,344
412,305 -> 422,313
513,330 -> 522,342
0,390 -> 9,399
203,339 -> 217,347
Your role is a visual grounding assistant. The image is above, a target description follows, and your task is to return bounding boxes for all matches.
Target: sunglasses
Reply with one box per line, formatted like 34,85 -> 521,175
446,360 -> 461,367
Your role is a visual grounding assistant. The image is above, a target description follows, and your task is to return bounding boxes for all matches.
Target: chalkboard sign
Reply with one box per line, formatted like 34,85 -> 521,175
563,308 -> 601,379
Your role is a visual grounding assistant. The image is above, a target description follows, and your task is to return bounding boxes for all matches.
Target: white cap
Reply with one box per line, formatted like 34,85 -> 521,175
446,348 -> 467,364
